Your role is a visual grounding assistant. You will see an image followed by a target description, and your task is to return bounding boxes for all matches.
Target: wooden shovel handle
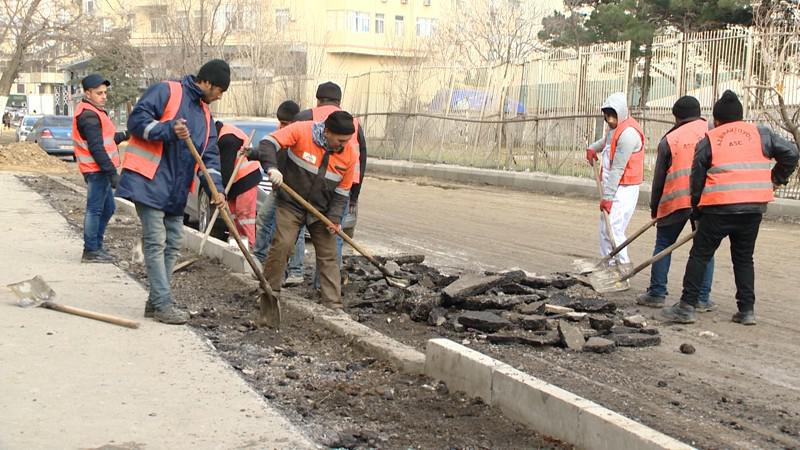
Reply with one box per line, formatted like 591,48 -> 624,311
41,302 -> 140,329
621,231 -> 697,282
599,217 -> 658,265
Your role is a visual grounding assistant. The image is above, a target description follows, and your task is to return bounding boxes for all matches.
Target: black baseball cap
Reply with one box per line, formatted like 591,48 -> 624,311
82,74 -> 110,90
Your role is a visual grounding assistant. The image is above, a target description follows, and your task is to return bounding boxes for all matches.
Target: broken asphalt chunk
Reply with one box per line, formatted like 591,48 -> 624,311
457,311 -> 512,333
558,320 -> 585,351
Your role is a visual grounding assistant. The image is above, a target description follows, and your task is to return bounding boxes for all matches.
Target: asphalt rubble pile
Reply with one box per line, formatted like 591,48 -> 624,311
342,255 -> 661,353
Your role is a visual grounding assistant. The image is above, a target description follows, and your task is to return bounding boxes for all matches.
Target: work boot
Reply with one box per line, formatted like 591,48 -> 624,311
695,300 -> 718,313
636,292 -> 665,308
81,249 -> 115,263
732,310 -> 756,326
661,302 -> 696,324
144,302 -> 155,318
283,275 -> 304,287
153,305 -> 189,325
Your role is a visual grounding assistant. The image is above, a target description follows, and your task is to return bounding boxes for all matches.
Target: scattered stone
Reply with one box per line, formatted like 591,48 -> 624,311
446,318 -> 465,332
612,334 -> 661,347
515,301 -> 546,315
582,329 -> 599,339
285,370 -> 300,380
545,304 -> 575,315
460,294 -> 526,311
427,307 -> 448,327
639,327 -> 660,335
401,294 -> 442,322
520,331 -> 561,346
520,273 -> 579,289
442,274 -> 506,301
623,314 -> 648,328
383,260 -> 402,276
391,254 -> 426,265
383,388 -> 395,400
546,293 -> 581,309
657,381 -> 668,388
679,343 -> 696,354
572,298 -> 616,313
496,283 -> 543,296
565,312 -> 588,322
699,330 -> 718,339
589,315 -> 615,332
558,320 -> 585,351
457,311 -> 512,333
518,314 -> 547,331
583,337 -> 616,353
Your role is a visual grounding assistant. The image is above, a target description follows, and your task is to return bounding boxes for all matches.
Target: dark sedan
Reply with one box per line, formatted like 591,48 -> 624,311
28,115 -> 73,156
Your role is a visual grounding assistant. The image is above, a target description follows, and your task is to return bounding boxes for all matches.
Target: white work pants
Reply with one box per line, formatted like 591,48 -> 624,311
598,184 -> 639,264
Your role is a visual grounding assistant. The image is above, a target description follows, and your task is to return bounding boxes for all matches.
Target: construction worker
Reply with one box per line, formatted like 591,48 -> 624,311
117,59 -> 228,324
586,92 -> 645,265
216,120 -> 262,249
73,73 -> 130,263
662,90 -> 799,325
249,110 -> 358,309
637,96 -> 716,311
295,81 -> 368,286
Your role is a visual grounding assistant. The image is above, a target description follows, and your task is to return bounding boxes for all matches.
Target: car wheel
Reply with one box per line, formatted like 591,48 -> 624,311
198,190 -> 225,239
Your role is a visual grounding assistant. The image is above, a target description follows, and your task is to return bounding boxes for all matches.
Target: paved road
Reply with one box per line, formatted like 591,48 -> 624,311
0,173 -> 313,450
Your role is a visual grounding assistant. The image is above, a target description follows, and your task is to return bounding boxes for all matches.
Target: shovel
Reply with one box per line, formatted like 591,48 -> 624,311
9,275 -> 140,329
590,230 -> 696,293
278,183 -> 411,289
182,135 -> 281,328
573,217 -> 657,274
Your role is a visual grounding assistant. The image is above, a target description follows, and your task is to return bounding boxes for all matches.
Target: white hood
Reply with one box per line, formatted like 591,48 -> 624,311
601,92 -> 629,122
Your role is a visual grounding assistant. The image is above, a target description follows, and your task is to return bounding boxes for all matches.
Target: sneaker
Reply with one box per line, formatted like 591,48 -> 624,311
636,292 -> 665,308
695,300 -> 718,313
661,302 -> 696,324
283,275 -> 304,287
144,302 -> 155,318
81,249 -> 115,263
153,306 -> 189,325
732,311 -> 756,326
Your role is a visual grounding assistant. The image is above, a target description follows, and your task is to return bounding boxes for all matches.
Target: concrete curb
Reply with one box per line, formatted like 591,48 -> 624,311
424,339 -> 694,450
367,158 -> 800,219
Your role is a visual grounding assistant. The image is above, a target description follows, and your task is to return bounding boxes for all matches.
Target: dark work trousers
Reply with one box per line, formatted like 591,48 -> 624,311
680,213 -> 762,312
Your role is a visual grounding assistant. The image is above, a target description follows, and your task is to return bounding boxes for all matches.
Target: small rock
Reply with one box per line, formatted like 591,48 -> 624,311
640,327 -> 660,335
460,294 -> 526,311
383,260 -> 401,276
442,273 -> 506,301
679,343 -> 696,354
520,331 -> 561,346
589,315 -> 614,332
446,317 -> 465,332
427,307 -> 448,327
582,329 -> 599,339
391,254 -> 425,265
518,314 -> 547,331
515,301 -> 546,315
383,388 -> 395,400
583,337 -> 616,353
612,334 -> 661,347
242,368 -> 255,376
558,320 -> 585,351
657,381 -> 668,388
565,312 -> 588,322
457,311 -> 512,333
545,304 -> 575,315
285,371 -> 300,380
699,330 -> 718,339
623,315 -> 648,328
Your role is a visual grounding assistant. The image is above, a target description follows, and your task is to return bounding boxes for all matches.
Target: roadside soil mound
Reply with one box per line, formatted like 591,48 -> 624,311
0,142 -> 72,173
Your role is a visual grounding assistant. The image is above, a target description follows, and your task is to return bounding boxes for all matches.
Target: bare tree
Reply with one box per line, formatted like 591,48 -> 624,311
0,0 -> 88,112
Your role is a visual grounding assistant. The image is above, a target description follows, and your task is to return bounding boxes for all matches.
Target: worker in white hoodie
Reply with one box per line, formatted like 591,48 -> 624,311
586,92 -> 645,265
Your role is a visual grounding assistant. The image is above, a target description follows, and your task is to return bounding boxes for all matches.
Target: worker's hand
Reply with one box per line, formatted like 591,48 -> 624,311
239,147 -> 252,159
586,148 -> 598,166
650,209 -> 657,220
174,119 -> 190,140
210,192 -> 226,208
327,222 -> 342,235
267,168 -> 283,186
599,199 -> 613,213
108,171 -> 120,189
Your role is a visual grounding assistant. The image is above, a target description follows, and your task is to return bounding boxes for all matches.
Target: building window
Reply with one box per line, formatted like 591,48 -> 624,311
83,0 -> 94,14
375,13 -> 384,34
276,8 -> 290,31
349,11 -> 370,33
150,16 -> 165,33
416,17 -> 434,37
17,84 -> 24,94
39,85 -> 46,95
423,0 -> 431,5
395,15 -> 404,36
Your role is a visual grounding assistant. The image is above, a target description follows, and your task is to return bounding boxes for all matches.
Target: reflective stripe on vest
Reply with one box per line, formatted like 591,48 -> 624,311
699,121 -> 774,207
218,123 -> 261,183
311,105 -> 361,183
608,116 -> 645,186
72,102 -> 120,174
656,119 -> 708,218
122,81 -> 211,187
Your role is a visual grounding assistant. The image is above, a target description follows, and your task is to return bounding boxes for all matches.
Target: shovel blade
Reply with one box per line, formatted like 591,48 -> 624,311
572,258 -> 601,275
589,265 -> 632,294
257,293 -> 281,329
8,275 -> 55,307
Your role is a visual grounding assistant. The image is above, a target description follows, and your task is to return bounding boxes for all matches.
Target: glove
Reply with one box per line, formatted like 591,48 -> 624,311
586,148 -> 598,165
267,168 -> 283,186
108,171 -> 120,189
600,199 -> 613,213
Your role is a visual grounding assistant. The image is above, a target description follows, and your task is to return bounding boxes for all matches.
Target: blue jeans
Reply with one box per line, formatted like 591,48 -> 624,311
135,203 -> 183,310
648,218 -> 714,303
254,191 -> 304,276
83,172 -> 116,252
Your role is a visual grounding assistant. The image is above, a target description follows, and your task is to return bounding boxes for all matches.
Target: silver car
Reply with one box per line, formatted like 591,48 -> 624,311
16,115 -> 43,142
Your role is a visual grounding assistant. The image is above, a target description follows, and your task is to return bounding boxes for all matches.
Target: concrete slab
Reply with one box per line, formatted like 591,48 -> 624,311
0,173 -> 313,449
424,339 -> 507,403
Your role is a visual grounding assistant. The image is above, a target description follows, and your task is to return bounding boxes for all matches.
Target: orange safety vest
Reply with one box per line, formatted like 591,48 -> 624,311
657,119 -> 708,218
699,121 -> 774,207
311,104 -> 361,182
72,101 -> 120,174
218,123 -> 261,183
607,116 -> 646,185
122,81 -> 211,191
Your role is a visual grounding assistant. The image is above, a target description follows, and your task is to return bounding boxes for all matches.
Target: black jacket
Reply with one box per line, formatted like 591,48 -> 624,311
218,133 -> 262,199
295,107 -> 368,203
75,100 -> 128,175
691,124 -> 799,215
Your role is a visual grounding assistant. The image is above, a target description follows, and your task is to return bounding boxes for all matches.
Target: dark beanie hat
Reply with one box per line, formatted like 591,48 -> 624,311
316,81 -> 342,101
197,59 -> 231,90
277,100 -> 300,121
712,90 -> 743,123
325,110 -> 355,135
672,96 -> 701,120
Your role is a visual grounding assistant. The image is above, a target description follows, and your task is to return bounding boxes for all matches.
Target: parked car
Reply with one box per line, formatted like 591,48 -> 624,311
27,115 -> 73,157
184,118 -> 280,238
16,114 -> 43,142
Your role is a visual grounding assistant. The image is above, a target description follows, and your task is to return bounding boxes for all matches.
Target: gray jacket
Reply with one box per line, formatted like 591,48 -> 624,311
588,93 -> 643,200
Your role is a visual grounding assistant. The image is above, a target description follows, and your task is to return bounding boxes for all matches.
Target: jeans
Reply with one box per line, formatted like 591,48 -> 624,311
135,203 -> 184,310
83,172 -> 116,252
254,191 -> 305,278
680,213 -> 762,312
648,218 -> 714,303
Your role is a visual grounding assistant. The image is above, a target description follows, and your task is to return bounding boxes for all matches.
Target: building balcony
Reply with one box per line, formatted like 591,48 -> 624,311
323,30 -> 427,57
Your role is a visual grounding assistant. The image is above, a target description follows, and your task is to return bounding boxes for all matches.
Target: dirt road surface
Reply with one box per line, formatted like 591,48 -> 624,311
354,175 -> 800,449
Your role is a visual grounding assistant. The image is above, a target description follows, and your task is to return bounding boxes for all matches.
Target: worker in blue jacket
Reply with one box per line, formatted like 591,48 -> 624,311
117,59 -> 228,325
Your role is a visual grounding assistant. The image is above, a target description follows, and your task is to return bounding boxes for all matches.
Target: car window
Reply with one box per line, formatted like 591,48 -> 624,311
229,123 -> 279,144
23,116 -> 40,126
43,116 -> 71,127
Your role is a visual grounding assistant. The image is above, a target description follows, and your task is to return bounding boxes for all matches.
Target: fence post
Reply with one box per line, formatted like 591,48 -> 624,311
437,69 -> 456,163
470,69 -> 493,166
743,29 -> 754,119
677,32 -> 687,97
408,69 -> 421,161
